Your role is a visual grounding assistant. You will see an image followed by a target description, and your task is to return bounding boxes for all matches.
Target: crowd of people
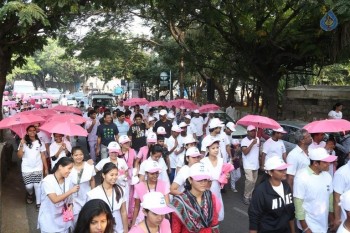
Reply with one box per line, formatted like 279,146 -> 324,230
10,98 -> 350,233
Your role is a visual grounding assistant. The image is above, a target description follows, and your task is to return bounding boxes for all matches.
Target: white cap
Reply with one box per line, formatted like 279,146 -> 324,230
107,141 -> 121,152
186,147 -> 201,157
247,125 -> 256,131
273,127 -> 287,133
185,115 -> 191,120
159,109 -> 167,115
179,122 -> 188,128
171,125 -> 182,133
144,160 -> 162,173
209,118 -> 223,129
189,162 -> 211,181
264,156 -> 290,170
226,122 -> 236,132
206,137 -> 220,148
118,135 -> 131,144
147,132 -> 157,143
141,192 -> 174,215
167,112 -> 175,119
156,126 -> 167,135
148,116 -> 155,122
183,135 -> 196,145
339,190 -> 350,211
309,148 -> 337,162
193,109 -> 200,114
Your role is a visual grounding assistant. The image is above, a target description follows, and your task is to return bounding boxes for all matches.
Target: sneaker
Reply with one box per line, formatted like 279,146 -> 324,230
26,193 -> 34,204
232,189 -> 238,193
243,197 -> 250,205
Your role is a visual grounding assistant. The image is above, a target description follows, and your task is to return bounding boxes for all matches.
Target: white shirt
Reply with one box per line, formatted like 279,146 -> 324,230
191,116 -> 204,136
328,110 -> 342,119
38,175 -> 72,232
87,186 -> 126,233
308,141 -> 326,151
226,106 -> 236,120
286,145 -> 310,176
139,157 -> 170,185
37,131 -> 51,145
333,162 -> 350,222
173,165 -> 190,192
49,141 -> 72,169
187,122 -> 197,137
165,136 -> 181,168
85,118 -> 100,142
20,140 -> 46,173
116,106 -> 125,112
337,222 -> 350,233
241,136 -> 260,170
95,157 -> 128,172
59,97 -> 68,106
294,167 -> 333,233
262,138 -> 286,160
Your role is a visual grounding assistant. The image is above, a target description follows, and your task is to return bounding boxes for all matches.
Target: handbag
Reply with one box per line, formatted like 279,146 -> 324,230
62,204 -> 74,222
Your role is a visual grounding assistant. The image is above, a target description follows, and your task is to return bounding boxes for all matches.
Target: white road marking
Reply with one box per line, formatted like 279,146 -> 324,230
233,207 -> 248,217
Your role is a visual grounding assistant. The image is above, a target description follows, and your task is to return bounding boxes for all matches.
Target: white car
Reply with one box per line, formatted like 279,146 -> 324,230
46,88 -> 61,103
66,95 -> 78,107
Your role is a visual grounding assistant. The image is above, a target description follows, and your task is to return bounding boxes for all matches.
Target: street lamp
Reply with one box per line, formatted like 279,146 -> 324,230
160,71 -> 172,100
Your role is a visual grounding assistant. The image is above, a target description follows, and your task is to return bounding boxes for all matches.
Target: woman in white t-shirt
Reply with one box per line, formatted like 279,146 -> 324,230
87,162 -> 128,233
328,102 -> 343,119
38,157 -> 79,233
170,147 -> 202,195
50,133 -> 72,170
17,125 -> 49,209
69,146 -> 96,224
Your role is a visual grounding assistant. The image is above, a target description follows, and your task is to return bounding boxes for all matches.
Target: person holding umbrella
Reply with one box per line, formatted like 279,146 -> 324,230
17,125 -> 49,209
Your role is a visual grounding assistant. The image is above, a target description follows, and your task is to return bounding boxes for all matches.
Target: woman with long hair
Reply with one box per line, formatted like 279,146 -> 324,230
171,162 -> 219,233
74,199 -> 115,233
134,132 -> 157,170
69,146 -> 96,224
201,139 -> 225,221
38,157 -> 79,233
138,144 -> 169,184
131,160 -> 170,226
170,147 -> 202,195
328,102 -> 343,119
17,125 -> 49,209
87,162 -> 128,233
129,192 -> 173,233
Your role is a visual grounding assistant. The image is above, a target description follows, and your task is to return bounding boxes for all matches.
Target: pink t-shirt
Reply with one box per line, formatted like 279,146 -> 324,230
137,146 -> 149,162
129,219 -> 171,233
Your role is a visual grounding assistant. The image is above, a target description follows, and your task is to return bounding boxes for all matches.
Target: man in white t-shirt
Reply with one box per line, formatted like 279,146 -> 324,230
84,110 -> 100,163
191,109 -> 205,147
294,148 -> 336,233
59,94 -> 68,106
262,127 -> 287,166
165,125 -> 183,183
34,123 -> 51,158
333,161 -> 350,231
226,101 -> 237,121
308,132 -> 326,151
241,125 -> 260,205
286,129 -> 312,190
184,114 -> 197,140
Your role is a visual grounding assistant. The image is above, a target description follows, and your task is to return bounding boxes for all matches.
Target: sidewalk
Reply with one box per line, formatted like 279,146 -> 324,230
1,130 -> 30,233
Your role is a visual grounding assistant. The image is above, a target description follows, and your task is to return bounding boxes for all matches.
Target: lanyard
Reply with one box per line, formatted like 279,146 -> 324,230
146,180 -> 157,192
101,185 -> 114,210
145,217 -> 160,233
54,174 -> 65,194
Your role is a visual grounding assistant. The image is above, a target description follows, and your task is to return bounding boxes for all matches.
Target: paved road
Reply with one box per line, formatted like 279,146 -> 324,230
2,133 -> 264,233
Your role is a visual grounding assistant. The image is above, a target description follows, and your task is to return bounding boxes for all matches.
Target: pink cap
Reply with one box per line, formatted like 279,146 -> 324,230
118,135 -> 131,144
141,192 -> 174,215
189,162 -> 211,181
147,133 -> 157,143
264,156 -> 290,170
144,160 -> 162,173
273,127 -> 287,133
309,148 -> 337,163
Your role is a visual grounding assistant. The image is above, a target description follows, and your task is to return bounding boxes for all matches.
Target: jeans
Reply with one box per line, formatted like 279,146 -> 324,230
169,168 -> 176,183
243,169 -> 258,199
100,144 -> 108,160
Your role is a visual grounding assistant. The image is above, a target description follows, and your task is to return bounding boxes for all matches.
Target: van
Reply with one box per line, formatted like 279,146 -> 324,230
13,80 -> 35,98
88,93 -> 115,109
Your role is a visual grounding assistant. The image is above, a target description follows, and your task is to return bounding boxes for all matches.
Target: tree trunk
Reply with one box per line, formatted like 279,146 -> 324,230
261,76 -> 279,119
226,78 -> 239,106
212,78 -> 226,104
179,55 -> 184,98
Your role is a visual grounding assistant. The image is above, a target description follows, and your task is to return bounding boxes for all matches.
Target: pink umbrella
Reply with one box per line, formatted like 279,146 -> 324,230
199,104 -> 220,113
20,109 -> 58,119
52,105 -> 82,115
48,113 -> 86,124
237,114 -> 281,129
42,94 -> 54,99
30,96 -> 42,100
303,119 -> 350,133
3,91 -> 9,96
148,100 -> 168,107
168,99 -> 198,110
124,98 -> 149,106
40,121 -> 88,137
0,114 -> 45,138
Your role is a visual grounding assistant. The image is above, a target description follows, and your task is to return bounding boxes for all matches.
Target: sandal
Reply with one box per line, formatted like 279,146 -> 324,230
36,204 -> 40,212
26,193 -> 33,204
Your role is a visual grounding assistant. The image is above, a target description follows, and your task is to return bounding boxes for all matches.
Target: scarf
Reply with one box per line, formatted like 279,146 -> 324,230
171,190 -> 218,232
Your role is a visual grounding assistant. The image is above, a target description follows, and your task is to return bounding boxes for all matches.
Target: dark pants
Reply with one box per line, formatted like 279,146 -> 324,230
169,168 -> 176,183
